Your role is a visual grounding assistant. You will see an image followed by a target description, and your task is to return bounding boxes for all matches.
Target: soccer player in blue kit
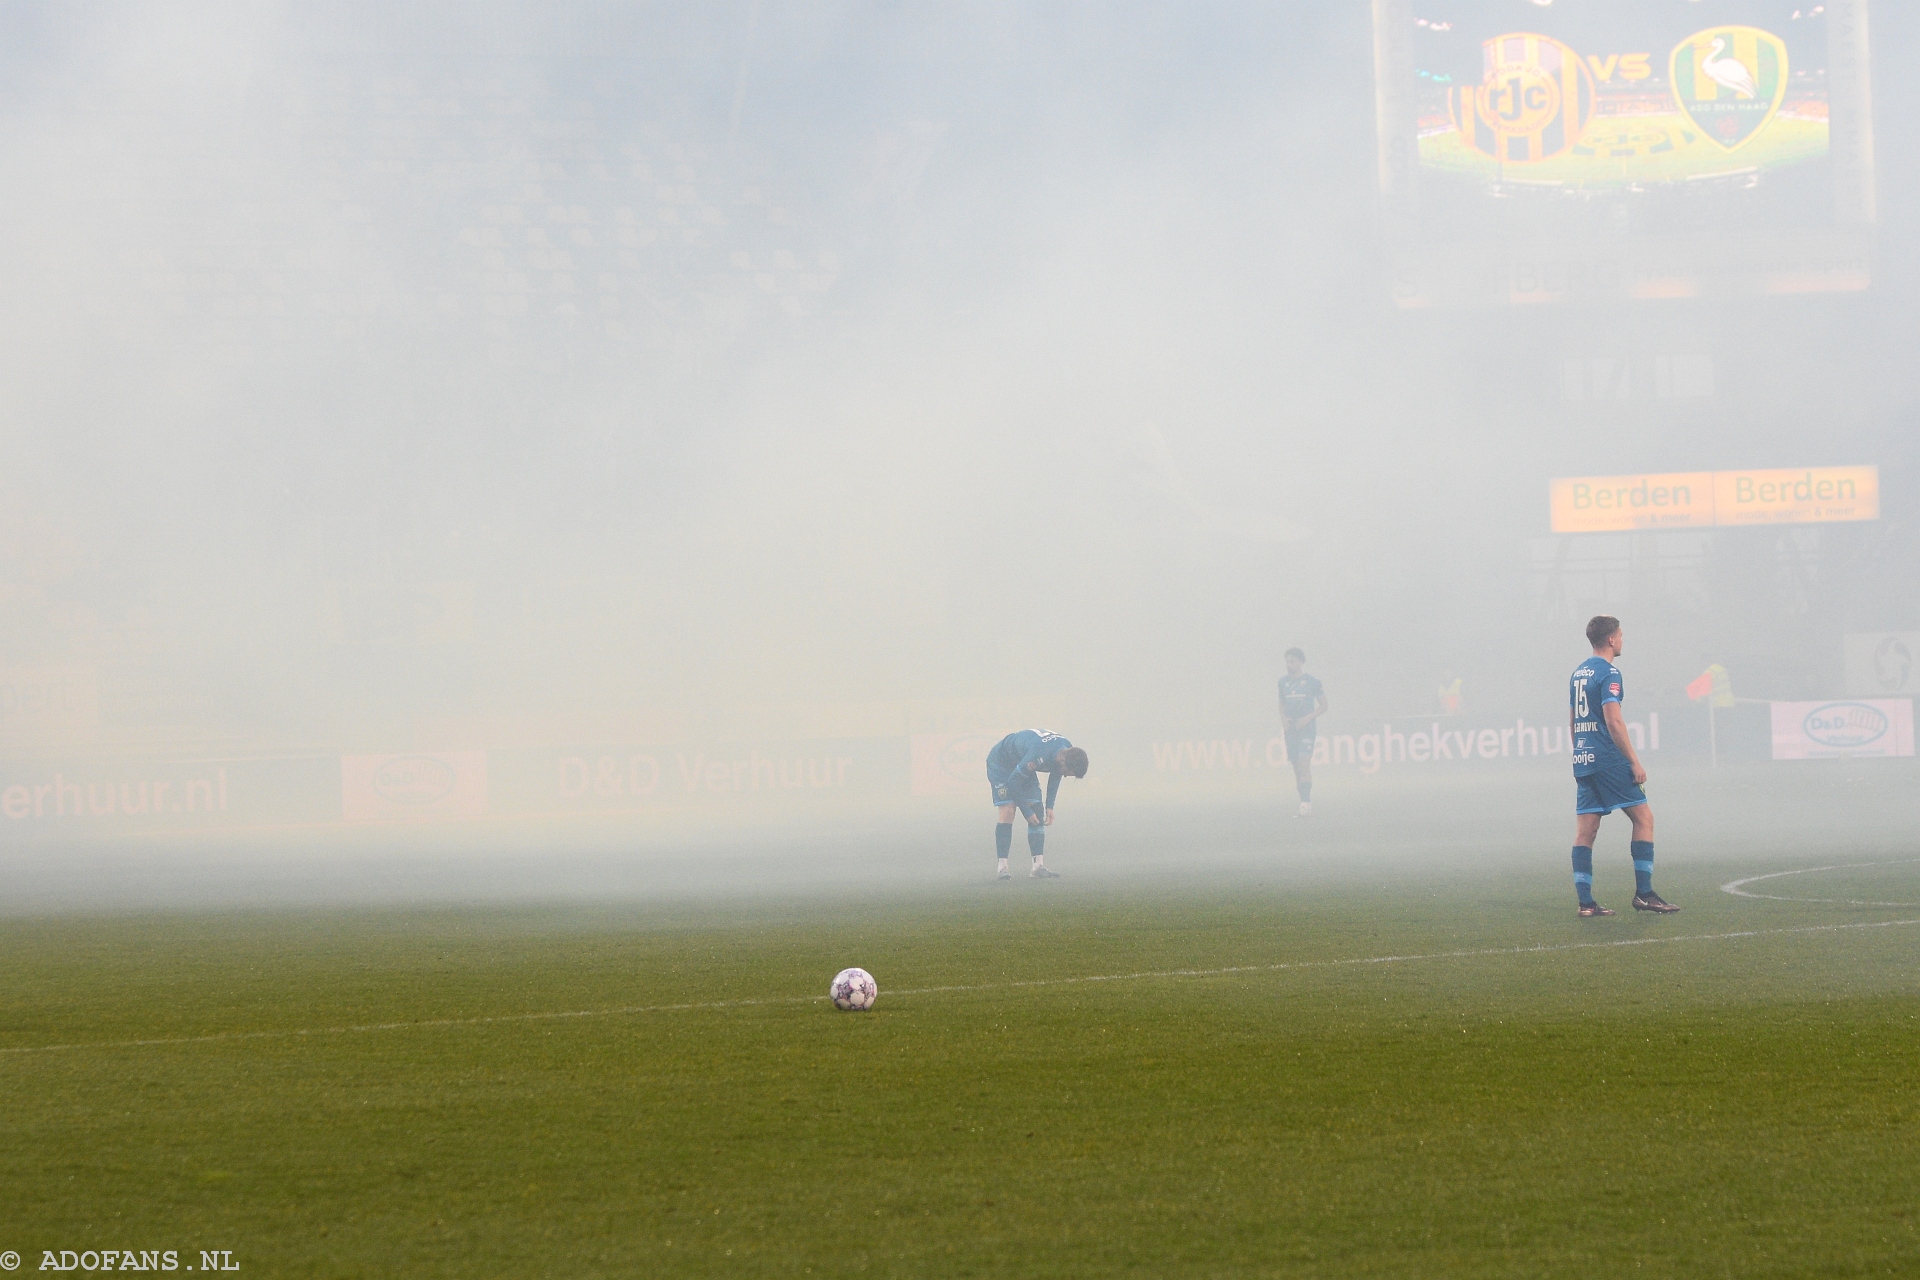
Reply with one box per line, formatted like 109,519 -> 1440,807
1278,648 -> 1327,816
1569,615 -> 1679,917
986,730 -> 1088,880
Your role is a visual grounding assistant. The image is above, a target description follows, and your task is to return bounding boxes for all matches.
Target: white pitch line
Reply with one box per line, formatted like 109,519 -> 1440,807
882,916 -> 1920,998
4,916 -> 1917,1059
1720,858 -> 1920,908
0,993 -> 826,1058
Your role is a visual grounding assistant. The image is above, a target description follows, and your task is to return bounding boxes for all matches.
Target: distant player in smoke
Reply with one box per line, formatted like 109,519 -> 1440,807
986,730 -> 1088,880
1278,648 -> 1327,816
1569,615 -> 1679,917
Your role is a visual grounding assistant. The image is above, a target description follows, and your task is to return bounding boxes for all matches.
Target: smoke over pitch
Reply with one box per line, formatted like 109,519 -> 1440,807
3,3 -> 1919,873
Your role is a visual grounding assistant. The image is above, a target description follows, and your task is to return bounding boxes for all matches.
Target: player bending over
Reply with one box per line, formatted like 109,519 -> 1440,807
1278,648 -> 1327,816
1568,615 -> 1679,917
986,729 -> 1088,880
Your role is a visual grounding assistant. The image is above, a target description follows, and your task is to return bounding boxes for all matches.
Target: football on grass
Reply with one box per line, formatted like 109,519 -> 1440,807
830,967 -> 877,1011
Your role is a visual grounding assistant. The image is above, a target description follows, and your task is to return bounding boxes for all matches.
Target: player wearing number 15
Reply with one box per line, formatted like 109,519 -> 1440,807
1568,616 -> 1679,917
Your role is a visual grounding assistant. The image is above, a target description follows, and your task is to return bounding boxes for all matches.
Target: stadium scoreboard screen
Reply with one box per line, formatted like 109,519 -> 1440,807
1373,0 -> 1875,306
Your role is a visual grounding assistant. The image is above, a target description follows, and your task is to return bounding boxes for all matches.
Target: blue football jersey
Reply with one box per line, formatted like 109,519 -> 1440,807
1569,657 -> 1626,777
1279,674 -> 1323,722
987,730 -> 1073,780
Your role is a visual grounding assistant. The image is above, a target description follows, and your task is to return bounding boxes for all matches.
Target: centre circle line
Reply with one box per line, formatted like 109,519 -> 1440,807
1720,857 -> 1920,908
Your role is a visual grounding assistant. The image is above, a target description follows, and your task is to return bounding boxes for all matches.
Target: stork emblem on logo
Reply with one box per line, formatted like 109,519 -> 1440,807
1670,26 -> 1789,153
1450,32 -> 1594,164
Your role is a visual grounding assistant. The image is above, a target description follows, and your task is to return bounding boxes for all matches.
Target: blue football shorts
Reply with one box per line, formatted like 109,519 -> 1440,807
1575,766 -> 1647,815
989,768 -> 1045,822
1284,726 -> 1317,763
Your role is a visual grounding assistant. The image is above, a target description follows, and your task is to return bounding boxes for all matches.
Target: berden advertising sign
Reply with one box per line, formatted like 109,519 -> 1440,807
1549,466 -> 1878,533
1770,700 -> 1914,761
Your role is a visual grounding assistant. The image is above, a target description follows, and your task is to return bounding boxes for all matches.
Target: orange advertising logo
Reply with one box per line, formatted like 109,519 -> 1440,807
1549,472 -> 1714,533
1714,467 -> 1878,525
1550,467 -> 1878,533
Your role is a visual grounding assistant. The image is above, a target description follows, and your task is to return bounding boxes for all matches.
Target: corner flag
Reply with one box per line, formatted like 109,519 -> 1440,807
1688,664 -> 1735,707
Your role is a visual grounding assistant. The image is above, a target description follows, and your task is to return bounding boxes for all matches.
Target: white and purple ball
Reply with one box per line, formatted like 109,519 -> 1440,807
830,967 -> 878,1011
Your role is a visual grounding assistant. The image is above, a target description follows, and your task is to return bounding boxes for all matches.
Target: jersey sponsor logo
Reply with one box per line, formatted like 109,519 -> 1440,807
1572,750 -> 1596,766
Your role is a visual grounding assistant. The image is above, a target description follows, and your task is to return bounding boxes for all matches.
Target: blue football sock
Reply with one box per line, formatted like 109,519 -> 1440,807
1028,826 -> 1045,859
1571,845 -> 1595,904
1298,774 -> 1312,802
1631,841 -> 1654,895
995,823 -> 1012,860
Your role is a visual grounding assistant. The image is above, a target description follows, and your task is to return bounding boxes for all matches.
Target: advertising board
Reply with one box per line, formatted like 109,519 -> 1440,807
1769,699 -> 1913,760
1712,466 -> 1878,526
488,738 -> 911,816
1549,466 -> 1877,533
0,753 -> 341,834
0,666 -> 100,742
1149,713 -> 1659,780
1549,472 -> 1715,533
341,752 -> 489,821
1844,633 -> 1920,697
911,732 -> 996,797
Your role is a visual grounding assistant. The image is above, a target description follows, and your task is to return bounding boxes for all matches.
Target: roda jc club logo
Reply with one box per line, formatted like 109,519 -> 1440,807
1449,32 -> 1595,164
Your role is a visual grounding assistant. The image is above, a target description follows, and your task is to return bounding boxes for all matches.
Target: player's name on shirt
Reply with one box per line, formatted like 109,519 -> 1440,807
1569,658 -> 1630,777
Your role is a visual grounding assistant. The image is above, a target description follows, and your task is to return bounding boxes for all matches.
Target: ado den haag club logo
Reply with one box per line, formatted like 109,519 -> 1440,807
372,755 -> 459,806
1802,703 -> 1890,750
1451,32 -> 1595,164
1670,25 -> 1789,152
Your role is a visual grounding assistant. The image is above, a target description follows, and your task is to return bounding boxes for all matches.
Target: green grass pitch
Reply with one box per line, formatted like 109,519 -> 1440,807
3,819 -> 1918,1276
